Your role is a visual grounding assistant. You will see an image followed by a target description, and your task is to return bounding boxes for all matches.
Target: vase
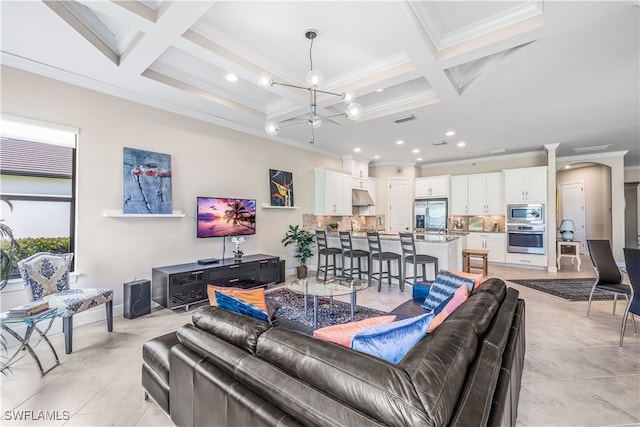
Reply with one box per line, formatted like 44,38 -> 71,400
296,265 -> 308,279
234,254 -> 242,262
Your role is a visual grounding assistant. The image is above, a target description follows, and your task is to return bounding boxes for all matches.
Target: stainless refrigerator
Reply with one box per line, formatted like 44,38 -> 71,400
414,198 -> 448,231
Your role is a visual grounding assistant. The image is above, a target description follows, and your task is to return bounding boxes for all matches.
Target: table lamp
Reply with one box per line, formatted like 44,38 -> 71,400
559,219 -> 575,241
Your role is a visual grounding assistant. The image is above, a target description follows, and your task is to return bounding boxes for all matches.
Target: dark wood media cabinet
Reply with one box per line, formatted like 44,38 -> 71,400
151,254 -> 282,310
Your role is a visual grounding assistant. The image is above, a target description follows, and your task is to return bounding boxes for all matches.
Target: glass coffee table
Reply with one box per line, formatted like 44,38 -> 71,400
1,308 -> 63,376
288,276 -> 369,328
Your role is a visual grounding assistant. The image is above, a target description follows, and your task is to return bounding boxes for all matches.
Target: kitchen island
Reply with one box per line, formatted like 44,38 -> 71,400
324,231 -> 463,281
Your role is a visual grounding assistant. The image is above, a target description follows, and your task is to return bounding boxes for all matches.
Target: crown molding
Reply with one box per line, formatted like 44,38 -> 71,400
419,150 -> 546,168
557,151 -> 629,163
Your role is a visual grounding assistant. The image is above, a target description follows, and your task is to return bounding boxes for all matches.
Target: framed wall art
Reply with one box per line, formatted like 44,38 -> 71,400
269,169 -> 294,207
123,147 -> 172,214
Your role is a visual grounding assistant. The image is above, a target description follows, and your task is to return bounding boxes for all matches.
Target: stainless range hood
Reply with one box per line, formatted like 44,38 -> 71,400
352,189 -> 375,206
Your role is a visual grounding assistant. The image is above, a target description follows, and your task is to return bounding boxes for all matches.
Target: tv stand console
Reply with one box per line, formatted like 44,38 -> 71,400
151,254 -> 281,310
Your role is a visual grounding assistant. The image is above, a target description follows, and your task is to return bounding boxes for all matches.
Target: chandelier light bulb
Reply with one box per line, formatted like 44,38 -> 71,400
306,69 -> 324,87
342,92 -> 355,104
345,103 -> 363,121
265,121 -> 280,136
311,117 -> 322,129
257,72 -> 273,88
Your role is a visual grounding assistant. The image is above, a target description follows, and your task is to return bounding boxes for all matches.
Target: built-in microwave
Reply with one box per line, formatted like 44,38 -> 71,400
507,203 -> 544,224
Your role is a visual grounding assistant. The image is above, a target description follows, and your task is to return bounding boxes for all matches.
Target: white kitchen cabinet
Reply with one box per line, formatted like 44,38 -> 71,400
450,172 -> 504,215
504,167 -> 547,203
415,175 -> 450,198
505,252 -> 547,267
314,167 -> 352,215
466,232 -> 506,263
450,176 -> 469,215
342,158 -> 369,179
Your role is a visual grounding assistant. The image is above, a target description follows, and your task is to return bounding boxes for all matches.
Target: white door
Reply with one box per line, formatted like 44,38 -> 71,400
560,181 -> 586,253
388,177 -> 412,232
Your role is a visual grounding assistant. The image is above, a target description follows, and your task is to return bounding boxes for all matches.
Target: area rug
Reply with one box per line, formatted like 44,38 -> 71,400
266,288 -> 389,329
507,278 -> 614,301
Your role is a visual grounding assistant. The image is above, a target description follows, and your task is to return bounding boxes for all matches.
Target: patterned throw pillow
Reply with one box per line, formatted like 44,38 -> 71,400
214,291 -> 270,323
428,284 -> 469,333
350,313 -> 434,364
18,252 -> 74,300
421,271 -> 475,311
447,270 -> 484,291
313,315 -> 397,347
207,285 -> 268,312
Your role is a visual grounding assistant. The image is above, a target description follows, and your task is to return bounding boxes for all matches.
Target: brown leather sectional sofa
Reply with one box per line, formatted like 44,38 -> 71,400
142,278 -> 525,426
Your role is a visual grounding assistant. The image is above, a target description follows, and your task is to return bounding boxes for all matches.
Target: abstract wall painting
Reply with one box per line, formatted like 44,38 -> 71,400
269,169 -> 294,207
123,147 -> 172,214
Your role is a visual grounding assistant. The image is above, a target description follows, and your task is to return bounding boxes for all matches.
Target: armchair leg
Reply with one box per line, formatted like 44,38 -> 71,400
106,301 -> 113,332
63,316 -> 73,354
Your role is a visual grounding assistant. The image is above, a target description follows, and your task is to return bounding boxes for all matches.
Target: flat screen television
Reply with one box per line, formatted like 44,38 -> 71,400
197,197 -> 256,238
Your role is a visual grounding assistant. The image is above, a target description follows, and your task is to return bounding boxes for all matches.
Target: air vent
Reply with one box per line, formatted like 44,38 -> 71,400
393,115 -> 416,124
432,140 -> 448,146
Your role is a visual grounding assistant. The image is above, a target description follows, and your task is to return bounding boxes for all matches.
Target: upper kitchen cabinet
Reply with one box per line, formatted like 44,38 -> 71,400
504,167 -> 547,203
342,157 -> 369,179
415,175 -> 450,198
450,173 -> 504,215
314,167 -> 352,216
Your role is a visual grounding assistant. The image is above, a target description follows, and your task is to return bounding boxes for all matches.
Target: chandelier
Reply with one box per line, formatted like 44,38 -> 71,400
258,29 -> 363,144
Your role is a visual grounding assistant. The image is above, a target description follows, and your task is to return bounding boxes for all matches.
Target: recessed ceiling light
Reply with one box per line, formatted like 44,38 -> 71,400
457,142 -> 466,147
225,73 -> 238,82
564,165 -> 571,169
354,147 -> 361,153
417,157 -> 423,161
446,130 -> 456,137
396,140 -> 404,145
412,149 -> 420,154
374,155 -> 380,159
376,88 -> 384,92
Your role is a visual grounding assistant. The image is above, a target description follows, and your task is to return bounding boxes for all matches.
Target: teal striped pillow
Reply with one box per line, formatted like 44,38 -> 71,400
421,271 -> 474,312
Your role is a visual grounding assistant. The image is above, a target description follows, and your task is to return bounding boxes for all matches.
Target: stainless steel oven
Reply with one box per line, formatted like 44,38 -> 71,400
507,224 -> 546,254
507,203 -> 544,224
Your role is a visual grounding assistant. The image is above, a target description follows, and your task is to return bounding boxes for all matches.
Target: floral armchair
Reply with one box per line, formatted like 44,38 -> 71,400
17,252 -> 113,354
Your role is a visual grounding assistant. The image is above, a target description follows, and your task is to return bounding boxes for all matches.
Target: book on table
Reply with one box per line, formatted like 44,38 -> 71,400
7,301 -> 50,316
4,307 -> 57,319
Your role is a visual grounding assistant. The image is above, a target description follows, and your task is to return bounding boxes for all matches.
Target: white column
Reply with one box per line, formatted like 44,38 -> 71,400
544,143 -> 560,273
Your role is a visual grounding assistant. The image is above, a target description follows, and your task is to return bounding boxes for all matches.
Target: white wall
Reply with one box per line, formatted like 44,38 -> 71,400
1,65 -> 342,311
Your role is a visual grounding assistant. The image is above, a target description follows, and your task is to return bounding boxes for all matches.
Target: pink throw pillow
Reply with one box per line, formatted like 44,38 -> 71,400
428,285 -> 469,332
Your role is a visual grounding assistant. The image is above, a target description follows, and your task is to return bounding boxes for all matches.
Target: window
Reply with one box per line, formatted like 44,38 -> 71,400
0,116 -> 77,280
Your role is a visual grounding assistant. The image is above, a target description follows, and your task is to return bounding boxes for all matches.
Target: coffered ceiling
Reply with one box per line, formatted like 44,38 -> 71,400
1,1 -> 638,167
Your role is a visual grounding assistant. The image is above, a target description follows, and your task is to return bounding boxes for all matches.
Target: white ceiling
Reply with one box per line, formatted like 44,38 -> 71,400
1,1 -> 639,167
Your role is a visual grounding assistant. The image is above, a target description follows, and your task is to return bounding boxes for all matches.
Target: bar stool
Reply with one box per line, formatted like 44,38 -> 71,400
463,248 -> 489,275
338,231 -> 369,280
315,230 -> 341,282
366,231 -> 403,291
399,232 -> 438,288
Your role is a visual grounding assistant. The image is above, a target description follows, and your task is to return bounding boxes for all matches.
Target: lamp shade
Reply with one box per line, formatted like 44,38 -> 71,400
559,219 -> 575,232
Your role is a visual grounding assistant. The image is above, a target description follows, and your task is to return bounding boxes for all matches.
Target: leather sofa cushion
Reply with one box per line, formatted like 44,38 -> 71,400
388,298 -> 428,319
256,327 -> 431,426
142,331 -> 179,386
177,324 -> 254,376
446,292 -> 500,336
192,306 -> 270,354
473,278 -> 507,302
398,320 -> 479,427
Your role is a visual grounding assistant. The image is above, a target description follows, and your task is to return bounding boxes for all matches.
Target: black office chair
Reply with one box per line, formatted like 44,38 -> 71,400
315,230 -> 341,282
399,232 -> 438,288
366,231 -> 402,292
620,248 -> 639,346
586,240 -> 631,317
338,231 -> 369,280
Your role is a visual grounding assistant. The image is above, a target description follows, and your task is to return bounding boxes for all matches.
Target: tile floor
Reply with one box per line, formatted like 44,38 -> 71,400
1,255 -> 638,426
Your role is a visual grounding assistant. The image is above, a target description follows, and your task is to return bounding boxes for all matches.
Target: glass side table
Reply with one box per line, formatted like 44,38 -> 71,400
1,308 -> 63,376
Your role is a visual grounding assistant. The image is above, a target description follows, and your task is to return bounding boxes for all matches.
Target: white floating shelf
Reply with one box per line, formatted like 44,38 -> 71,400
261,203 -> 299,210
104,209 -> 185,218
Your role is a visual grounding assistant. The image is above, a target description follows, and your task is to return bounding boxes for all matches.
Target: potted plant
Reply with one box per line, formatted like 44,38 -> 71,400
282,225 -> 315,279
231,236 -> 245,261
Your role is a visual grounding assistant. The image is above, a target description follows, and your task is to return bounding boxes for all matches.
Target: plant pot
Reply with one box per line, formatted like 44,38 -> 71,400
296,265 -> 308,279
234,254 -> 242,262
